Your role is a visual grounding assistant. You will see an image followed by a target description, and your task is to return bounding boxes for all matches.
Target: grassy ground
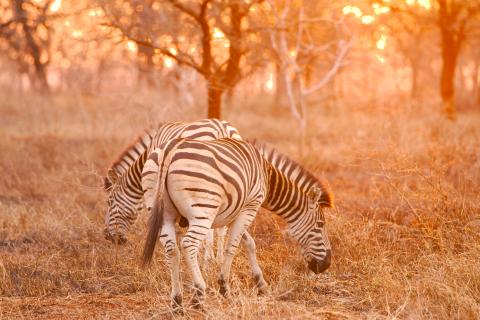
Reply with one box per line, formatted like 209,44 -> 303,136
0,91 -> 479,319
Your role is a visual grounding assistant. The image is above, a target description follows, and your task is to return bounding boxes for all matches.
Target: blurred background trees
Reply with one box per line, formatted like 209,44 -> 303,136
0,0 -> 479,119
0,0 -> 55,92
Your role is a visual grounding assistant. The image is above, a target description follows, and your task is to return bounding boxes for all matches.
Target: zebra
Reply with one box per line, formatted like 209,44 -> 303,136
103,119 -> 242,262
141,138 -> 333,309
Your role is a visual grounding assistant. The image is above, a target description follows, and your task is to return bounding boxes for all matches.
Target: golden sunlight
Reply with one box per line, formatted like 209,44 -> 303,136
2,1 -> 480,318
342,5 -> 363,18
264,72 -> 275,92
213,28 -> 225,40
71,30 -> 83,39
163,57 -> 174,69
375,53 -> 385,63
407,0 -> 431,9
88,8 -> 103,17
213,28 -> 230,48
126,41 -> 137,53
50,0 -> 61,12
417,0 -> 431,9
376,35 -> 387,50
361,16 -> 375,24
373,3 -> 390,15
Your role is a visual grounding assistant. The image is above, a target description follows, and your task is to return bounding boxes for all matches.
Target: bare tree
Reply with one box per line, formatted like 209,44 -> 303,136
378,0 -> 480,119
102,0 -> 266,118
268,0 -> 351,155
437,0 -> 480,119
374,3 -> 434,100
0,0 -> 54,92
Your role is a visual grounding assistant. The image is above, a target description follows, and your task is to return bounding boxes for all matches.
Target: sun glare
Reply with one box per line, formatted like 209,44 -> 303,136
126,41 -> 137,53
264,72 -> 275,92
373,3 -> 390,15
376,54 -> 385,63
343,5 -> 362,18
72,30 -> 83,39
361,16 -> 375,24
343,3 -> 391,24
50,0 -> 61,12
376,35 -> 387,50
88,8 -> 103,17
164,57 -> 174,69
212,28 -> 230,48
407,0 -> 431,9
417,0 -> 431,9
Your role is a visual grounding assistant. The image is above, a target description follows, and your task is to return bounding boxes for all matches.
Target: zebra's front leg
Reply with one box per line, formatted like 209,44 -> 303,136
242,231 -> 268,294
218,208 -> 259,297
159,220 -> 183,311
180,219 -> 212,308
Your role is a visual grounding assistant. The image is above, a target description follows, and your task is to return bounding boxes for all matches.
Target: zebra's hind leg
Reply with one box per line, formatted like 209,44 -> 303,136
180,219 -> 213,309
202,229 -> 215,268
216,226 -> 227,264
241,231 -> 268,294
218,207 -> 259,297
159,219 -> 183,312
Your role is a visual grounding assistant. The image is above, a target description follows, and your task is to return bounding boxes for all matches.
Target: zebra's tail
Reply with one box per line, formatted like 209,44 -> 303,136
141,139 -> 182,267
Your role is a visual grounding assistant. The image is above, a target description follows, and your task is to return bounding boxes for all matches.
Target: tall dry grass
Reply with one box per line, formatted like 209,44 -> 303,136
0,90 -> 479,319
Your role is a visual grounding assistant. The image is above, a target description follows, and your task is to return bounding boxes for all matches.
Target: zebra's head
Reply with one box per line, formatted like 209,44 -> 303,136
291,186 -> 332,274
103,169 -> 138,245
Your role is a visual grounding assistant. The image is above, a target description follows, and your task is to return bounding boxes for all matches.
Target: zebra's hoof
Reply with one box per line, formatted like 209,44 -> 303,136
190,297 -> 204,310
172,306 -> 184,315
218,278 -> 229,297
172,294 -> 182,307
253,274 -> 268,295
257,285 -> 268,296
191,285 -> 205,309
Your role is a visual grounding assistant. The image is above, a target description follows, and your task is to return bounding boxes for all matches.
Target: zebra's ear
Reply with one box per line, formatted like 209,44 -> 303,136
104,169 -> 118,190
307,187 -> 322,203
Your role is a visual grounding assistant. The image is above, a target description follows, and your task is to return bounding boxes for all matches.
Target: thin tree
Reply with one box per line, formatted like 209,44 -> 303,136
268,0 -> 351,155
102,0 -> 265,118
0,0 -> 54,92
378,0 -> 480,119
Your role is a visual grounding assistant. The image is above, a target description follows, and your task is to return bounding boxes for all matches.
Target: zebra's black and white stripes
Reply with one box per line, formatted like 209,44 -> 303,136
103,119 -> 241,252
141,138 -> 333,309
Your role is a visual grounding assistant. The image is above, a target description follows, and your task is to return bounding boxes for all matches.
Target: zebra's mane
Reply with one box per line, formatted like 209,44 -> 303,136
109,127 -> 156,176
250,139 -> 333,208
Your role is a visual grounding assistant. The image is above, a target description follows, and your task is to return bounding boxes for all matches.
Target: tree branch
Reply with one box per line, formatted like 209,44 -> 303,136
303,38 -> 352,95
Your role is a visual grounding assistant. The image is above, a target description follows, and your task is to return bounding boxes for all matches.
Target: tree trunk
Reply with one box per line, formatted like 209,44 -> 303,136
438,0 -> 463,120
274,63 -> 287,107
440,32 -> 458,120
13,0 -> 49,93
207,84 -> 223,119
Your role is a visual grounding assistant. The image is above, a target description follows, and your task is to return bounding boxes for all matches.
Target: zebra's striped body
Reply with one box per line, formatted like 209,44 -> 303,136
141,138 -> 333,309
103,119 -> 241,261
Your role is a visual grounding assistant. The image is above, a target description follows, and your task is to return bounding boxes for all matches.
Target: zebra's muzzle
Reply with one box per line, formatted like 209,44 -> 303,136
104,228 -> 128,245
308,250 -> 331,274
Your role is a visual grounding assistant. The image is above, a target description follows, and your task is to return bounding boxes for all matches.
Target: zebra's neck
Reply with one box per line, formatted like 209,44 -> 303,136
111,130 -> 154,176
118,150 -> 148,200
263,161 -> 311,222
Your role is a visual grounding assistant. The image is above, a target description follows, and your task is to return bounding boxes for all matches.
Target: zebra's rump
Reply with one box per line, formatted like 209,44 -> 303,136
163,138 -> 266,228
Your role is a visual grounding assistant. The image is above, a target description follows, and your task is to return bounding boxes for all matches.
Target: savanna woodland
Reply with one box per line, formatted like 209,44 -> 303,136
1,0 -> 479,319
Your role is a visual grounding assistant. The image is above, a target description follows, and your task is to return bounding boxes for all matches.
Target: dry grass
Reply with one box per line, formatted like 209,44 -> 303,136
0,90 -> 479,319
